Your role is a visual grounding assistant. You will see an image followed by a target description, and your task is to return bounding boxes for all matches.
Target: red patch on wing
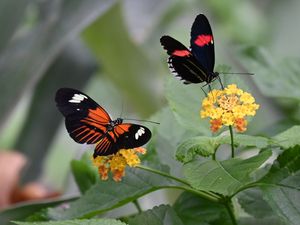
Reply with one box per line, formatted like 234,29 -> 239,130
172,50 -> 191,57
194,35 -> 213,47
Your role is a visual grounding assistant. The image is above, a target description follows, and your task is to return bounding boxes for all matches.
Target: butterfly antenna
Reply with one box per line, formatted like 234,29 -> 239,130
123,118 -> 160,125
119,98 -> 125,118
220,72 -> 254,75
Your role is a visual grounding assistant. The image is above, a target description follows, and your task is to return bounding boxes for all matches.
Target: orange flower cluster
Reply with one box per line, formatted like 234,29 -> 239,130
200,84 -> 259,133
92,147 -> 146,182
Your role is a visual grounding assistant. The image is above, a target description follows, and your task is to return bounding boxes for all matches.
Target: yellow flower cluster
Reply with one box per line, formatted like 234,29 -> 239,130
200,84 -> 259,133
92,147 -> 146,182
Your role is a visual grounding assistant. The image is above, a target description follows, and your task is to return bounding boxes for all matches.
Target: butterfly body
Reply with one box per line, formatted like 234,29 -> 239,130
55,88 -> 152,157
160,14 -> 219,85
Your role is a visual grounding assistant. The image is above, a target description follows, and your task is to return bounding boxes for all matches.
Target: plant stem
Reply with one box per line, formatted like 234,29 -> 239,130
224,200 -> 238,225
133,199 -> 142,213
212,151 -> 216,160
229,125 -> 235,158
136,165 -> 190,186
136,165 -> 221,203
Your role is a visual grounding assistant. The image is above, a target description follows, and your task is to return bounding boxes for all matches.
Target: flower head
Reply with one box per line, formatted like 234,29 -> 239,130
200,84 -> 259,133
92,148 -> 146,182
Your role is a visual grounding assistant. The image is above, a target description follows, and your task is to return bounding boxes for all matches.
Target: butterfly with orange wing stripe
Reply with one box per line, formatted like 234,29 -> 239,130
55,88 -> 152,157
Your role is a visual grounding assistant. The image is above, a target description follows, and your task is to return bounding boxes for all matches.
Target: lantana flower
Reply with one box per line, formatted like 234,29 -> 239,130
92,147 -> 146,182
200,84 -> 259,133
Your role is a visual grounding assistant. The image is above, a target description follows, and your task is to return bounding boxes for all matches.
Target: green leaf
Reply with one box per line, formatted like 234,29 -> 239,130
0,0 -> 116,126
0,197 -> 77,225
237,189 -> 277,219
154,107 -> 198,175
173,192 -> 231,225
0,0 -> 30,53
12,219 -> 126,225
249,53 -> 300,101
183,150 -> 272,196
165,76 -> 210,134
176,133 -> 271,163
14,39 -> 97,182
256,146 -> 300,225
273,125 -> 300,149
71,157 -> 98,194
261,173 -> 300,225
259,145 -> 300,184
176,136 -> 219,162
82,3 -> 158,117
128,205 -> 184,225
46,167 -> 184,220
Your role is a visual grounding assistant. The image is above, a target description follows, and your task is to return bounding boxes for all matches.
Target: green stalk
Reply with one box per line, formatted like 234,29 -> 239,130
224,200 -> 238,225
133,199 -> 142,213
136,165 -> 221,202
229,125 -> 235,158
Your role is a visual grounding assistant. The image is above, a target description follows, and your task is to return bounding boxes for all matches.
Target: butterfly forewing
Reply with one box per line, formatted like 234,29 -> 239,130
160,35 -> 208,84
55,88 -> 111,144
190,14 -> 215,72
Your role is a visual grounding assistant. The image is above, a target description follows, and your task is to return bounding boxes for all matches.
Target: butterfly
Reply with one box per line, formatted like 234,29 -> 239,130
55,88 -> 152,158
160,14 -> 219,85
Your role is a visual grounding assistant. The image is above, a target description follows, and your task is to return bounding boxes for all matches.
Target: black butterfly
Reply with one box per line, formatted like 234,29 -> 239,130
55,88 -> 152,157
160,14 -> 219,85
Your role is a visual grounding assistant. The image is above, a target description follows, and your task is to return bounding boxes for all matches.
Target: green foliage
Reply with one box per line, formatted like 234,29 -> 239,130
12,219 -> 126,225
176,133 -> 271,162
128,205 -> 184,225
1,1 -> 300,225
173,192 -> 231,225
183,150 -> 272,196
45,167 -> 185,220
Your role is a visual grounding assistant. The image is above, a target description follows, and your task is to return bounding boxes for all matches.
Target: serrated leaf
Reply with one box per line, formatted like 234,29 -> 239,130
257,146 -> 300,225
173,192 -> 231,225
261,173 -> 300,225
176,136 -> 218,162
259,145 -> 300,184
176,133 -> 271,163
237,189 -> 276,219
183,150 -> 272,196
128,205 -> 184,225
46,167 -> 184,220
12,219 -> 126,225
273,126 -> 300,149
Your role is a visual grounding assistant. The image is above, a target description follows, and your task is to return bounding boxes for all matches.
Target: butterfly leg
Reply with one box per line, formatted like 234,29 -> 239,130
217,75 -> 224,90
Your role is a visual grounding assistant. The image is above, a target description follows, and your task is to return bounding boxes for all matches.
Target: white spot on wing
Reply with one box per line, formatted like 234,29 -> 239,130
135,127 -> 145,140
69,94 -> 87,103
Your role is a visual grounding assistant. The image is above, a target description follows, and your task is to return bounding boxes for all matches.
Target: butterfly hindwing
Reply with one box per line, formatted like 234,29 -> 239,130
94,124 -> 152,157
190,14 -> 215,72
55,88 -> 111,144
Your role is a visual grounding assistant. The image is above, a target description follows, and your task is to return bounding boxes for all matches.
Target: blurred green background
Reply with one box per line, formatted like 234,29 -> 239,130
0,0 -> 299,200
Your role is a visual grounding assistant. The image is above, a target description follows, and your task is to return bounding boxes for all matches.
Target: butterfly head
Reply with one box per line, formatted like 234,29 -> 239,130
107,118 -> 123,131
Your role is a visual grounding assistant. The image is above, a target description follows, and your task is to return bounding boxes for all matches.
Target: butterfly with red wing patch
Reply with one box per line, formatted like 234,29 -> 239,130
160,14 -> 219,85
55,88 -> 152,158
